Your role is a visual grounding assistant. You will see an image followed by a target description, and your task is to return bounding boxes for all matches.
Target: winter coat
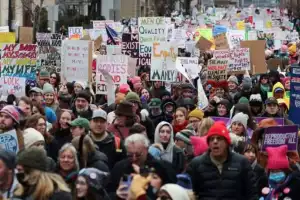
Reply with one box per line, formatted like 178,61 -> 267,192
187,151 -> 258,200
47,128 -> 72,161
86,150 -> 109,172
138,109 -> 155,143
12,190 -> 72,200
251,161 -> 268,194
155,121 -> 185,173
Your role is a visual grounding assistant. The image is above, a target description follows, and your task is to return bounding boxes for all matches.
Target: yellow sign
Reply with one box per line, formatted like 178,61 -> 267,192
0,32 -> 15,43
266,21 -> 272,29
236,21 -> 245,30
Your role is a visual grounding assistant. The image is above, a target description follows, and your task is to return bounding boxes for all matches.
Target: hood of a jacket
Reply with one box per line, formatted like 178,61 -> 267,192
272,82 -> 286,98
87,150 -> 109,166
154,121 -> 174,152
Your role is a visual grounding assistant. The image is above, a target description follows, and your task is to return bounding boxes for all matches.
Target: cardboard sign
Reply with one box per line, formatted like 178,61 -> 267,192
1,44 -> 37,80
262,125 -> 298,152
289,67 -> 300,125
0,76 -> 26,97
214,33 -> 229,50
36,33 -> 62,72
96,55 -> 128,94
228,30 -> 245,49
176,57 -> 199,79
150,42 -> 178,82
19,27 -> 33,44
122,33 -> 139,58
68,27 -> 83,40
0,26 -> 9,32
213,25 -> 227,37
0,129 -> 19,153
240,40 -> 266,74
196,36 -> 213,50
207,59 -> 228,81
62,40 -> 92,82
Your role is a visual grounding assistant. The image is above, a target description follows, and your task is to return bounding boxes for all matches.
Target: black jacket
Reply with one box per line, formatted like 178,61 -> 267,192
86,151 -> 109,172
47,128 -> 72,161
252,162 -> 268,194
172,146 -> 186,173
187,151 -> 258,200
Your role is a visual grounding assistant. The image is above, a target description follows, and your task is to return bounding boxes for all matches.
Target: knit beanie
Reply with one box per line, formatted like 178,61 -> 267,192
125,92 -> 141,103
0,105 -> 20,124
43,83 -> 55,94
17,147 -> 48,171
23,128 -> 45,149
175,129 -> 194,145
74,81 -> 86,89
188,108 -> 204,120
191,136 -> 208,156
118,84 -> 131,94
227,75 -> 239,85
176,174 -> 192,190
131,76 -> 141,85
230,112 -> 249,132
266,145 -> 289,170
160,184 -> 190,200
148,98 -> 162,108
249,94 -> 262,103
0,149 -> 16,169
238,96 -> 249,104
242,77 -> 252,90
78,168 -> 109,192
39,70 -> 50,80
148,161 -> 177,185
76,91 -> 91,103
206,121 -> 231,145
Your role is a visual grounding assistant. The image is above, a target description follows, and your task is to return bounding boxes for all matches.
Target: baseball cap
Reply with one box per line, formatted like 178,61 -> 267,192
274,88 -> 284,93
68,118 -> 90,130
265,97 -> 278,105
91,109 -> 107,120
29,87 -> 44,94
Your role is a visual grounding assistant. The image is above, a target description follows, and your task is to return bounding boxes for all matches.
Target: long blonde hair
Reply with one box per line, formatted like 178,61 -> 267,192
72,135 -> 96,168
14,170 -> 70,200
197,117 -> 214,136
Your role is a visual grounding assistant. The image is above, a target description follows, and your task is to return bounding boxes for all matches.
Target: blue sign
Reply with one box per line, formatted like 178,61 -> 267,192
213,25 -> 227,36
0,130 -> 19,153
289,67 -> 300,125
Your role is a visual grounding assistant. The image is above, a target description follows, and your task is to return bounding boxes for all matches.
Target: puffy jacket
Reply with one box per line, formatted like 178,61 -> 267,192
187,151 -> 258,200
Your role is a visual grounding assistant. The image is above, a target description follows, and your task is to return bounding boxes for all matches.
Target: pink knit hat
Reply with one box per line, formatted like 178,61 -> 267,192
266,145 -> 289,170
0,105 -> 20,124
119,84 -> 130,94
131,76 -> 141,85
191,136 -> 208,156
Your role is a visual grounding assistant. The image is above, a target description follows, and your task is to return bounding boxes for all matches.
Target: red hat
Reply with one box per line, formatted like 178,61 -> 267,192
191,136 -> 208,156
119,84 -> 130,94
266,145 -> 289,170
215,80 -> 228,91
206,121 -> 231,145
131,76 -> 141,85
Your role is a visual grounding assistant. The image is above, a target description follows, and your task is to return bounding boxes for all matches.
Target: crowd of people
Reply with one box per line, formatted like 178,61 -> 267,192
0,65 -> 298,200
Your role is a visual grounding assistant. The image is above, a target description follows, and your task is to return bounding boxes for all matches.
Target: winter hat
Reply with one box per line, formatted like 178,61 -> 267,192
78,168 -> 109,192
176,174 -> 192,190
266,145 -> 289,170
68,118 -> 90,131
0,149 -> 16,169
43,83 -> 55,94
115,92 -> 126,104
148,98 -> 162,109
160,90 -> 171,99
0,105 -> 20,124
238,96 -> 249,104
76,90 -> 91,103
288,43 -> 296,54
115,101 -> 135,117
23,128 -> 45,149
17,147 -> 48,171
206,121 -> 231,145
119,84 -> 131,94
191,136 -> 208,156
39,70 -> 50,80
182,98 -> 195,107
265,97 -> 278,105
161,99 -> 176,111
249,94 -> 262,105
148,146 -> 162,160
242,77 -> 252,90
181,83 -> 194,91
126,92 -> 141,103
227,75 -> 239,85
131,76 -> 141,85
175,129 -> 194,145
148,161 -> 177,185
74,81 -> 86,89
188,108 -> 204,120
230,112 -> 249,132
160,184 -> 190,200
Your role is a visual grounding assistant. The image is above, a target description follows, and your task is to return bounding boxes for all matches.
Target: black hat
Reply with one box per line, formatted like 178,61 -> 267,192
181,83 -> 194,90
0,149 -> 16,169
161,99 -> 176,111
147,160 -> 177,185
78,168 -> 109,192
115,101 -> 135,117
76,91 -> 91,103
265,97 -> 278,105
17,147 -> 48,171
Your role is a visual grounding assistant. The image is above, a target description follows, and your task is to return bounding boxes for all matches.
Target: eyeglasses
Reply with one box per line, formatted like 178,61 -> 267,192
127,152 -> 143,158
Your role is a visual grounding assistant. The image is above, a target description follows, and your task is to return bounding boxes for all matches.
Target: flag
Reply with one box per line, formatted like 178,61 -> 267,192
105,24 -> 118,45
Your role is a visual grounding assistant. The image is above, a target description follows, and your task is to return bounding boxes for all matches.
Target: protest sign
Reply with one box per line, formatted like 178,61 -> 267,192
213,25 -> 227,36
0,76 -> 26,97
196,37 -> 213,50
240,40 -> 266,74
257,30 -> 275,48
228,30 -> 245,49
96,55 -> 128,94
207,59 -> 228,81
195,28 -> 212,41
255,117 -> 284,125
0,33 -> 15,46
262,125 -> 298,152
138,53 -> 151,68
138,17 -> 166,54
36,33 -> 62,72
175,59 -> 193,85
122,33 -> 139,58
289,67 -> 300,125
92,20 -> 115,42
211,117 -> 230,125
1,44 -> 37,80
19,27 -> 33,44
171,29 -> 186,41
151,42 -> 178,82
62,40 -> 92,82
0,26 -> 9,32
107,45 -> 122,55
96,69 -> 115,106
197,78 -> 209,109
236,21 -> 245,30
0,129 -> 19,153
176,57 -> 199,79
214,33 -> 229,50
68,27 -> 83,40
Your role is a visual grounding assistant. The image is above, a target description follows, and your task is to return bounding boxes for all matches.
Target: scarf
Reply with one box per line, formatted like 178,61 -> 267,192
173,120 -> 189,134
260,84 -> 270,94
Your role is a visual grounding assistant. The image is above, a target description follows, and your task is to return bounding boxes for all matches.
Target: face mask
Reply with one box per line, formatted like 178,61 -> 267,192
16,173 -> 27,185
269,172 -> 286,183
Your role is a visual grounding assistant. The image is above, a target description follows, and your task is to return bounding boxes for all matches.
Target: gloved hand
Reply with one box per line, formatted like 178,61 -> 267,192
128,174 -> 151,200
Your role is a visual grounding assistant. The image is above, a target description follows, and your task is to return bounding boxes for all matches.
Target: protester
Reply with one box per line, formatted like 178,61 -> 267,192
196,117 -> 214,136
173,107 -> 189,134
68,117 -> 90,138
72,91 -> 93,119
187,108 -> 204,131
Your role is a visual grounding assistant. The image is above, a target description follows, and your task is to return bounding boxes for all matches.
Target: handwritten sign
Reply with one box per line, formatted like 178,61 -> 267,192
1,44 -> 37,80
214,33 -> 229,50
0,76 -> 26,97
36,33 -> 62,72
122,33 -> 139,58
19,27 -> 33,44
213,25 -> 227,37
196,36 -> 213,50
92,20 -> 115,42
96,55 -> 128,94
62,40 -> 92,82
107,45 -> 122,55
213,48 -> 250,72
68,27 -> 83,40
0,129 -> 19,153
197,78 -> 209,109
151,42 -> 178,82
138,17 -> 166,54
228,30 -> 245,49
207,59 -> 228,81
262,125 -> 298,152
176,57 -> 199,79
